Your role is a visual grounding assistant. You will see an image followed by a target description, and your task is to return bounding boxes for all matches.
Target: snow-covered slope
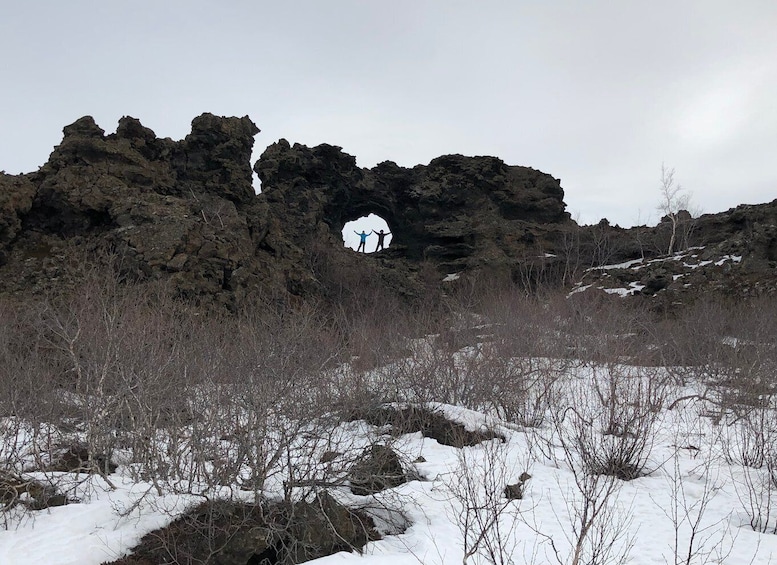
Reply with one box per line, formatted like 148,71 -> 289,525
2,364 -> 777,565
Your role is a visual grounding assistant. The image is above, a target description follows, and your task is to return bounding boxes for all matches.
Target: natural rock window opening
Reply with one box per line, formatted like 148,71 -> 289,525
342,214 -> 393,253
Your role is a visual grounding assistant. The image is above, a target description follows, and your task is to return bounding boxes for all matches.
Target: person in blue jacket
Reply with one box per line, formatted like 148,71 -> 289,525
355,230 -> 369,252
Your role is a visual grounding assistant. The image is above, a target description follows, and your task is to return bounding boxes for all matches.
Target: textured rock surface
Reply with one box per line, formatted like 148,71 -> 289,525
571,201 -> 777,305
105,495 -> 378,565
0,114 -> 269,308
349,444 -> 407,495
0,173 -> 36,266
1,112 -> 775,308
255,142 -> 568,270
254,141 -> 571,301
0,115 -> 571,307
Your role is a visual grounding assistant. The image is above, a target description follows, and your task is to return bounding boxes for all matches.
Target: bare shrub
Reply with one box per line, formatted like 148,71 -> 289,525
663,296 -> 777,537
564,290 -> 662,367
723,400 -> 777,534
739,457 -> 777,535
348,291 -> 492,409
0,254 -> 425,542
548,364 -> 667,481
120,300 -> 348,499
0,263 -> 349,505
477,291 -> 574,427
324,281 -> 582,423
379,285 -> 575,421
390,333 -> 478,407
525,364 -> 646,564
658,417 -> 736,565
43,280 -> 147,477
553,468 -> 634,565
535,409 -> 634,565
662,296 -> 777,419
657,164 -> 695,255
659,298 -> 727,379
0,296 -> 113,524
0,300 -> 60,472
559,222 -> 584,285
445,436 -> 530,565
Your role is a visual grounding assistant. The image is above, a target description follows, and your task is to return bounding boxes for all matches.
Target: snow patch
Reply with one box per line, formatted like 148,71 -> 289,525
587,258 -> 644,271
602,281 -> 645,297
568,284 -> 593,297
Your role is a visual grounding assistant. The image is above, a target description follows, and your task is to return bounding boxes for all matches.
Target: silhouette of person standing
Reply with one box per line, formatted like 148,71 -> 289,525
355,230 -> 369,252
372,229 -> 391,251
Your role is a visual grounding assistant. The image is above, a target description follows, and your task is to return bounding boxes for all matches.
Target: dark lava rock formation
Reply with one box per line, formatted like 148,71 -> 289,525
572,201 -> 777,307
256,140 -> 568,268
105,494 -> 379,565
0,114 -> 267,309
1,112 -> 775,309
0,114 -> 571,308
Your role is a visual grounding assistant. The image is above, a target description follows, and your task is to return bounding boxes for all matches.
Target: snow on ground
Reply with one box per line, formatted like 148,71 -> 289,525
574,247 -> 745,298
586,258 -> 645,271
567,283 -> 593,297
0,477 -> 197,564
603,282 -> 646,296
3,363 -> 777,565
586,248 -> 742,276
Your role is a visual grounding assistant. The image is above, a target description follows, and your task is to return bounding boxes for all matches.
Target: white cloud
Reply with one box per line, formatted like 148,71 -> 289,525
674,61 -> 774,148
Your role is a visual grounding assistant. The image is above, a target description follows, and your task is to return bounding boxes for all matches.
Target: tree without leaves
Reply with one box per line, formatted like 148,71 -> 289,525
657,164 -> 692,256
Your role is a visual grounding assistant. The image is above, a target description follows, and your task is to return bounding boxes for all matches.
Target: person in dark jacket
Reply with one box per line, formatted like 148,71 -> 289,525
372,229 -> 391,251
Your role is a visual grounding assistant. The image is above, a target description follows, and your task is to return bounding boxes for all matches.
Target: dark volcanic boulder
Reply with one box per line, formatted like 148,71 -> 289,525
349,444 -> 407,495
105,495 -> 379,565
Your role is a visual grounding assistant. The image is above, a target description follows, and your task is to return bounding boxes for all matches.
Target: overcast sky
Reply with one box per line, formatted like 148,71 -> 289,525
2,1 -> 776,227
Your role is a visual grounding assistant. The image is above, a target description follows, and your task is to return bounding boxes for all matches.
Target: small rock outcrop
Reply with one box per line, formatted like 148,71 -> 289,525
105,495 -> 379,565
0,471 -> 68,510
346,404 -> 504,447
572,201 -> 777,305
349,444 -> 408,495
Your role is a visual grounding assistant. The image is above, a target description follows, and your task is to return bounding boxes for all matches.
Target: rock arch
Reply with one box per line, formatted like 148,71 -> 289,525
255,142 -> 570,272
